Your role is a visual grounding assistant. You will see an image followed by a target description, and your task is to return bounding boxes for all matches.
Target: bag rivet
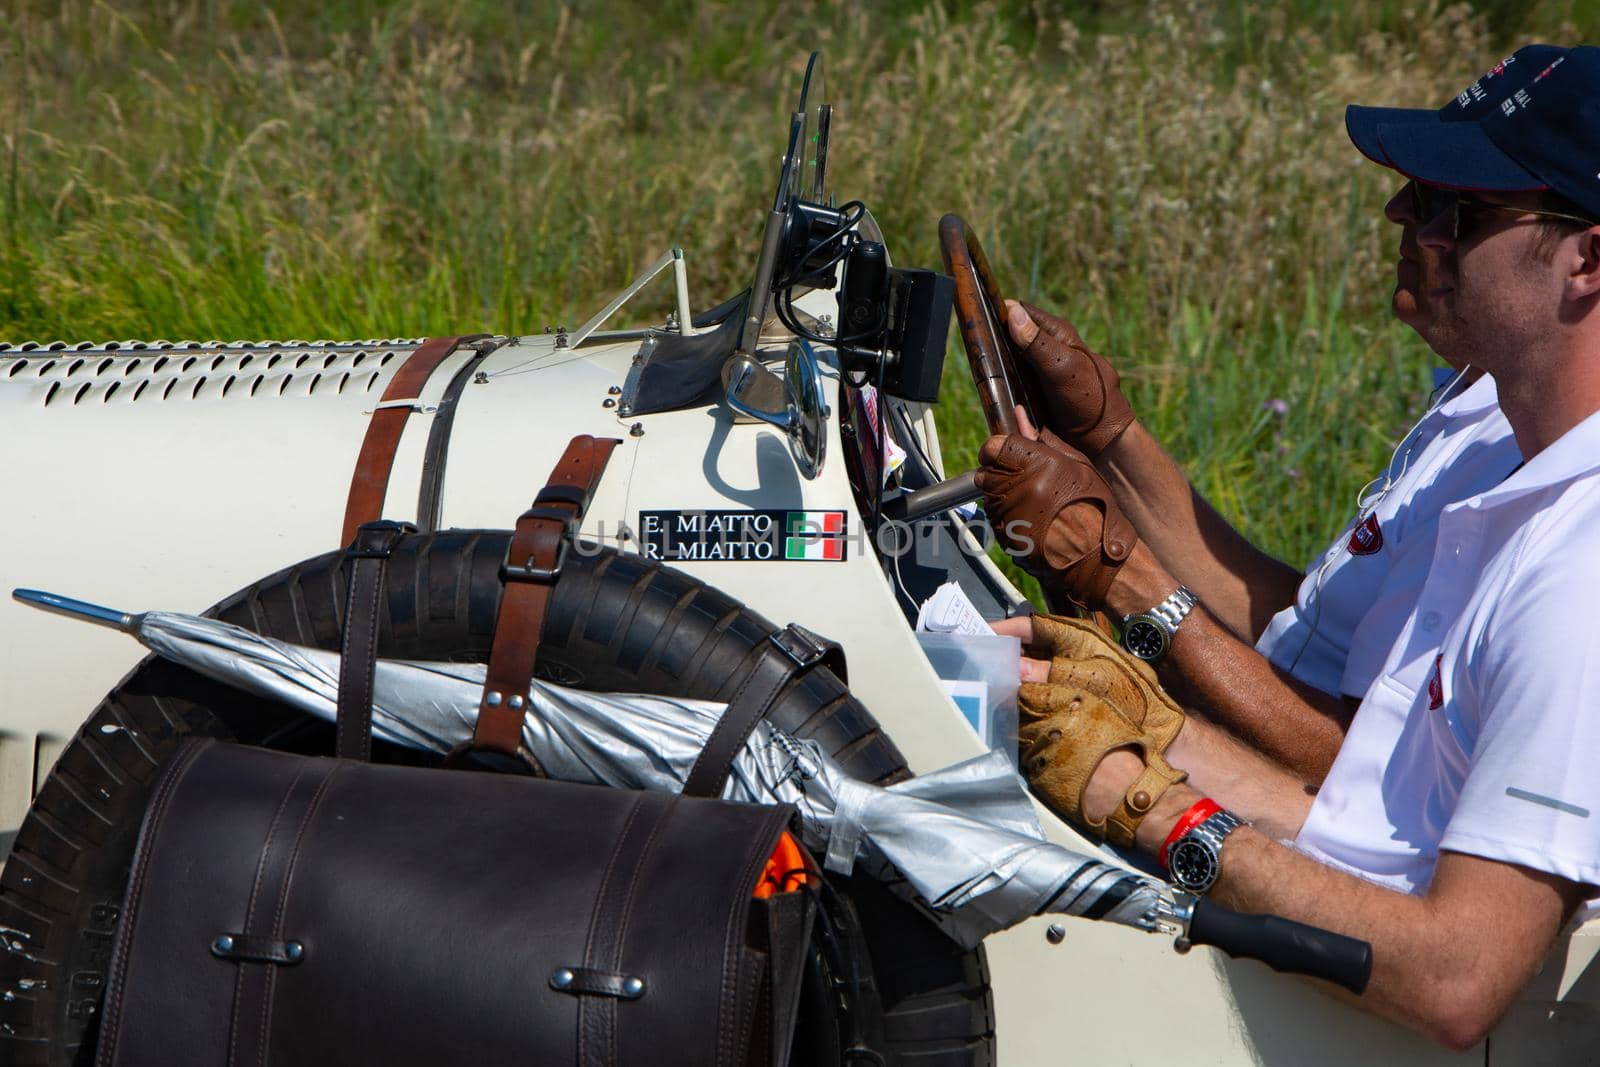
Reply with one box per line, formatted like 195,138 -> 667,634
622,976 -> 645,997
509,694 -> 526,710
211,934 -> 235,955
284,941 -> 304,962
551,968 -> 575,990
485,691 -> 503,707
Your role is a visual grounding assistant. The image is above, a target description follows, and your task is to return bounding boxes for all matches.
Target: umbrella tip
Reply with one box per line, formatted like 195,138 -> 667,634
12,589 -> 135,631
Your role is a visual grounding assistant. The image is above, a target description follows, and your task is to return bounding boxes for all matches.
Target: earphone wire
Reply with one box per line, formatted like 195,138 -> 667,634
1283,364 -> 1474,680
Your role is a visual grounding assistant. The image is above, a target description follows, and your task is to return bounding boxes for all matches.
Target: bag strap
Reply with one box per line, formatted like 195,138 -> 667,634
335,520 -> 415,760
472,434 -> 621,757
682,624 -> 847,799
341,335 -> 476,546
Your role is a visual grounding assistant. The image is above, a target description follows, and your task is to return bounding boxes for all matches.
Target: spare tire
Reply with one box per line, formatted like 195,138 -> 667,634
0,530 -> 994,1066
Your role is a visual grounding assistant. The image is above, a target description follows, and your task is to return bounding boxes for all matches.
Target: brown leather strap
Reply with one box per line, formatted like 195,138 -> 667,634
336,520 -> 414,761
576,791 -> 662,1067
341,335 -> 469,546
683,625 -> 845,799
473,434 -> 621,755
222,759 -> 338,1067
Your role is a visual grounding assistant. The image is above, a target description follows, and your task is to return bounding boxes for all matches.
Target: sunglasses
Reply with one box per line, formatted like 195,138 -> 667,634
1407,180 -> 1598,240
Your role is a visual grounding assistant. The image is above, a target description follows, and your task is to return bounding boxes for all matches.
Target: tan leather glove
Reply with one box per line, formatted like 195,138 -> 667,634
1018,614 -> 1187,848
975,430 -> 1137,607
1015,302 -> 1135,455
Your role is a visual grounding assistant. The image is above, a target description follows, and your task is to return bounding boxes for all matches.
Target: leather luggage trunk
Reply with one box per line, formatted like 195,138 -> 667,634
96,737 -> 812,1067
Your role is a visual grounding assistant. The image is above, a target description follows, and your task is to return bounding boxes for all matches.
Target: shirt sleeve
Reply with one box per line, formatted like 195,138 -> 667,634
1441,536 -> 1600,889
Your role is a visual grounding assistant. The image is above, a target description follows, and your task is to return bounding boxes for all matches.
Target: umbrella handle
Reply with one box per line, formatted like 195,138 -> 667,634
1181,898 -> 1372,995
12,589 -> 136,632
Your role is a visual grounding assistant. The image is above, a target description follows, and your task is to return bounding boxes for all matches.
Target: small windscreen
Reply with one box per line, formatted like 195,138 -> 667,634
742,52 -> 831,354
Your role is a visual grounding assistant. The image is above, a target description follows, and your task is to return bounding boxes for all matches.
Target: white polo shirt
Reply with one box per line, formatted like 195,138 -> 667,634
1255,372 -> 1519,698
1296,407 -> 1600,902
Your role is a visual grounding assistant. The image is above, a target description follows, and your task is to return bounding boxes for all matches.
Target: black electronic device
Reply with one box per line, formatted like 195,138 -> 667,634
779,199 -> 855,290
835,240 -> 951,403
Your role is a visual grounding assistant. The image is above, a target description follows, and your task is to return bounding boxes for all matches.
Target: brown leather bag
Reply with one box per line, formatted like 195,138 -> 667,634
94,739 -> 814,1067
94,445 -> 819,1066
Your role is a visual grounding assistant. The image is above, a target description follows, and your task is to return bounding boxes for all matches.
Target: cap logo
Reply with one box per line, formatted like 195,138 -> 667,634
1533,56 -> 1565,83
1501,88 -> 1533,117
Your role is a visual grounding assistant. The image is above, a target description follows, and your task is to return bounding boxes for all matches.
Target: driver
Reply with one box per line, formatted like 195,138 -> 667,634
979,44 -> 1600,1048
985,52 -> 1571,787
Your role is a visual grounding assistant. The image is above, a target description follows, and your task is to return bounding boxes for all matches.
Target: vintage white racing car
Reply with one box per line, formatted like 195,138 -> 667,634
1,53 -> 1595,1066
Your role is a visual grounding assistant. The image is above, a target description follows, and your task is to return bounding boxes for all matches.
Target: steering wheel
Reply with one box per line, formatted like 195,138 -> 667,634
939,215 -> 1118,631
938,214 -> 1041,436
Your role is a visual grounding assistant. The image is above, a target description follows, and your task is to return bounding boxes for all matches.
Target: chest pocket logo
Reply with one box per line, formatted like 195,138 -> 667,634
1428,654 -> 1445,710
1348,514 -> 1384,556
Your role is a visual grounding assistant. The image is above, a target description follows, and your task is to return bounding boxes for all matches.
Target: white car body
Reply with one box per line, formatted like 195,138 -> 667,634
4,261 -> 1596,1064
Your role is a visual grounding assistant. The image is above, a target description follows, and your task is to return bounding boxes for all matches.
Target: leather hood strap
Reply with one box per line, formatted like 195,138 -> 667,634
341,335 -> 472,545
473,434 -> 621,756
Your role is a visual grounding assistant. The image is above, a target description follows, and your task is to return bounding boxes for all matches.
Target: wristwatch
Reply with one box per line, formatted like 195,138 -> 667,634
1120,585 -> 1197,662
1166,809 -> 1244,895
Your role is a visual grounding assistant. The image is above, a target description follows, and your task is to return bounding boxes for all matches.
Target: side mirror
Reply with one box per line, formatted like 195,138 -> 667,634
724,339 -> 830,480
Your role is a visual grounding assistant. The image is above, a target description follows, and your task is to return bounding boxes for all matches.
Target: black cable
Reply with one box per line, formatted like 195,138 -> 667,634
770,199 -> 870,346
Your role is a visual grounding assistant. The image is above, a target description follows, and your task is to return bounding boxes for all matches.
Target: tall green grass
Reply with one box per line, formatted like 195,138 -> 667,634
2,1 -> 1589,582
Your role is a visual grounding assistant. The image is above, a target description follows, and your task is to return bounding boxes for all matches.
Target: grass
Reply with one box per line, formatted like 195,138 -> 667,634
2,0 -> 1589,598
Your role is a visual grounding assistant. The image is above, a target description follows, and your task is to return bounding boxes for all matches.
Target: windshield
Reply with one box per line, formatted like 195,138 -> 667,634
741,52 -> 833,354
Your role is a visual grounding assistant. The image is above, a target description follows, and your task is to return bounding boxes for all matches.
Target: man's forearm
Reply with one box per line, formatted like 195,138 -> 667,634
1095,420 -> 1302,640
1077,717 -> 1584,1051
1090,546 -> 1351,781
1085,742 -> 1577,1051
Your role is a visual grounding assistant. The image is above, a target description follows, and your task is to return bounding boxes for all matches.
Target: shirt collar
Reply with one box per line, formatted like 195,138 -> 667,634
1436,369 -> 1498,417
1470,406 -> 1600,510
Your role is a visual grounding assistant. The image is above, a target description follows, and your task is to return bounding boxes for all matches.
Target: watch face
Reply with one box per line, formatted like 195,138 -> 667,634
1168,837 -> 1218,892
1122,618 -> 1168,661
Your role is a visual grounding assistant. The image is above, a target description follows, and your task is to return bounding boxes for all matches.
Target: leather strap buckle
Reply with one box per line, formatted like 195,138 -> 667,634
501,538 -> 569,583
769,624 -> 828,670
346,519 -> 417,558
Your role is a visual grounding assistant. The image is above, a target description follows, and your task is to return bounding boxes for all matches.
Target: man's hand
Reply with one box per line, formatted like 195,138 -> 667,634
1013,614 -> 1189,847
1005,300 -> 1135,455
976,428 -> 1138,607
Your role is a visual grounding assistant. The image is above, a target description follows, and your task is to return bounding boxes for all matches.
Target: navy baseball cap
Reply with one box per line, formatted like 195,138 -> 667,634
1345,45 -> 1566,165
1346,45 -> 1600,221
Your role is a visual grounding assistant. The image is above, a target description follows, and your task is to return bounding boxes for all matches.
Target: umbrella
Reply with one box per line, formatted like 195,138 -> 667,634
14,588 -> 1178,949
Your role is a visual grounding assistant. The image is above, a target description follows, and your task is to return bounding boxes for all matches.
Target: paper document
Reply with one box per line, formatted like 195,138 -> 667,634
915,581 -> 993,637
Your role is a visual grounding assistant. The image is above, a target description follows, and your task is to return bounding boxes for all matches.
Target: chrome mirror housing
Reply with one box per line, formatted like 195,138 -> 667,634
724,339 -> 829,479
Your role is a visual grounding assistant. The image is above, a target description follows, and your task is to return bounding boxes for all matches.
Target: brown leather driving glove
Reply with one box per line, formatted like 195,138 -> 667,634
975,430 -> 1138,607
1017,614 -> 1189,848
1017,302 -> 1135,455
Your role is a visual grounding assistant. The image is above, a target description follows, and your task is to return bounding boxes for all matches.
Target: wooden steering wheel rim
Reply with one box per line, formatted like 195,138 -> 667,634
938,214 -> 1038,437
939,215 -> 1115,633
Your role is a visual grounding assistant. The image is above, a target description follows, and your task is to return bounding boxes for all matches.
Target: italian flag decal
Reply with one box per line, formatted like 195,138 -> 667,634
784,511 -> 846,561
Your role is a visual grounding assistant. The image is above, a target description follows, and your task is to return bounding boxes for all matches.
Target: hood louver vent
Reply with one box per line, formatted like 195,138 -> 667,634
0,339 -> 425,408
